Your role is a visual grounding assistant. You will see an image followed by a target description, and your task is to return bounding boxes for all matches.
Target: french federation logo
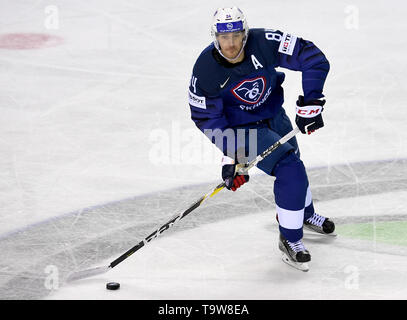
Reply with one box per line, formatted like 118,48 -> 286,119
232,77 -> 266,104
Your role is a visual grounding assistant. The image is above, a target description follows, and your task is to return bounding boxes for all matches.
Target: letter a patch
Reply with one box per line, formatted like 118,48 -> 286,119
251,55 -> 263,70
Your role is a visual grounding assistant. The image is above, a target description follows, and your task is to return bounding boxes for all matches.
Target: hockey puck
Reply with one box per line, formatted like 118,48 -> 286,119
106,282 -> 120,290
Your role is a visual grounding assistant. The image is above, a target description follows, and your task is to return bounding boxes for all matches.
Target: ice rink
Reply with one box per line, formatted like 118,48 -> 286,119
0,0 -> 406,300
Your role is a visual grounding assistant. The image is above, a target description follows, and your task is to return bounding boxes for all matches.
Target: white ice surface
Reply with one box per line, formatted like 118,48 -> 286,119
1,0 -> 406,236
48,190 -> 407,300
0,0 -> 407,299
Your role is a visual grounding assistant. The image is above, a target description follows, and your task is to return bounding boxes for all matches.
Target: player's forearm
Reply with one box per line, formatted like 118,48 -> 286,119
279,38 -> 330,101
194,121 -> 240,158
191,114 -> 245,159
298,39 -> 330,100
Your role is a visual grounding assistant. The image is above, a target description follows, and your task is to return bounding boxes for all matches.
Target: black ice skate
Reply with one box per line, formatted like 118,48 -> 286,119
304,212 -> 336,236
278,234 -> 310,272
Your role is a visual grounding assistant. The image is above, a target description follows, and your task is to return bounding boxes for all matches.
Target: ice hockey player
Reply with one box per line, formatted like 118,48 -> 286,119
188,7 -> 336,271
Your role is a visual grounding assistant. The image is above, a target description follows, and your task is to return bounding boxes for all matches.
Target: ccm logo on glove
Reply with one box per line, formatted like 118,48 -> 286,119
295,95 -> 325,134
295,105 -> 323,118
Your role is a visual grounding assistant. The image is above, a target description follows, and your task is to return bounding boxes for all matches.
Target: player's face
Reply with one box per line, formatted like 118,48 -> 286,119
216,31 -> 245,60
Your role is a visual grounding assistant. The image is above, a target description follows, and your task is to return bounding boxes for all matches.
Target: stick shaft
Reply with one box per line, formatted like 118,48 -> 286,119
237,126 -> 300,174
68,127 -> 300,280
110,181 -> 225,268
110,126 -> 299,269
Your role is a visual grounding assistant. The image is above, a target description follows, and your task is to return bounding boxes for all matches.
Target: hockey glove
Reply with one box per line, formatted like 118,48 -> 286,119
295,95 -> 325,134
221,156 -> 249,191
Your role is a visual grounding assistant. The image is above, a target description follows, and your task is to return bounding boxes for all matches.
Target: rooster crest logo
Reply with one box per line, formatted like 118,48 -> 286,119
232,77 -> 266,104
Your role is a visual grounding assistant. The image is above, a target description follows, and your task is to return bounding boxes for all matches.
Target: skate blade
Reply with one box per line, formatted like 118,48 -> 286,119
281,253 -> 309,272
304,225 -> 337,237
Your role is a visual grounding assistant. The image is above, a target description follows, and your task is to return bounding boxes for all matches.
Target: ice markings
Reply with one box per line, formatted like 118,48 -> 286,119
0,159 -> 406,299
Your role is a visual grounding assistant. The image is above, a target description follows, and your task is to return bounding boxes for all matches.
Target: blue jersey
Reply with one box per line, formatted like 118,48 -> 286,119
188,28 -> 330,155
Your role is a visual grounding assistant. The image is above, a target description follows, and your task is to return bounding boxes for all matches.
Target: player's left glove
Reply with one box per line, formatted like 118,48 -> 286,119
221,156 -> 249,191
295,95 -> 325,134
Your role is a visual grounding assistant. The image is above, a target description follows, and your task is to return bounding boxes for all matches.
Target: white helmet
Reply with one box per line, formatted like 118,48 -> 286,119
211,7 -> 249,62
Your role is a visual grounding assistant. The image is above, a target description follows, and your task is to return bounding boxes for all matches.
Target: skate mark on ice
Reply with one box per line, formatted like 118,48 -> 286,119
0,158 -> 406,299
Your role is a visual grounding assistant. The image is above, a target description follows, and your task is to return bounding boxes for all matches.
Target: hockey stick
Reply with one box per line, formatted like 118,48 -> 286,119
66,126 -> 301,282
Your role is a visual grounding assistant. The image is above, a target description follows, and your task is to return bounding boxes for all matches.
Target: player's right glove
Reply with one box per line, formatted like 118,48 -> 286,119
295,95 -> 325,134
221,156 -> 249,191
